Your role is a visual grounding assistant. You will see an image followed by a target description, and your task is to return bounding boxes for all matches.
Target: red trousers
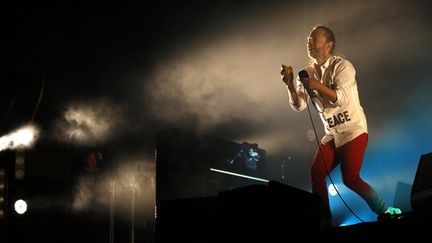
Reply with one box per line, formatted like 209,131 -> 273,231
310,132 -> 387,217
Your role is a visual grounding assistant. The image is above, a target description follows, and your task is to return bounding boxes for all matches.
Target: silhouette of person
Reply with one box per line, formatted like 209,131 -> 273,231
72,150 -> 109,242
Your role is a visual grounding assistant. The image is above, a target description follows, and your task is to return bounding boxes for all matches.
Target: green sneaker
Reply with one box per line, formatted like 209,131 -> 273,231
385,207 -> 402,215
377,206 -> 403,222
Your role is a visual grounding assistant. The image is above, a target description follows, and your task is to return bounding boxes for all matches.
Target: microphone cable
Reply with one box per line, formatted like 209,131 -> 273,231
303,89 -> 365,223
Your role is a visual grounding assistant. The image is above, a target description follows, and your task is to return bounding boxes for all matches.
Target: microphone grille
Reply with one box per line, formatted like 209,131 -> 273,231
298,70 -> 309,80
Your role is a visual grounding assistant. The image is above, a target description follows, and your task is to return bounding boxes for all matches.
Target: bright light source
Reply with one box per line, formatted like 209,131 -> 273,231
14,127 -> 36,147
0,125 -> 39,151
14,199 -> 28,214
328,184 -> 339,196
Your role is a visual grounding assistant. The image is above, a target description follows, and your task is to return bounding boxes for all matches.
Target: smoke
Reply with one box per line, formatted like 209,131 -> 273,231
145,4 -> 307,149
112,160 -> 156,218
143,0 -> 431,159
13,0 -> 429,229
52,98 -> 125,145
71,158 -> 155,220
71,175 -> 105,211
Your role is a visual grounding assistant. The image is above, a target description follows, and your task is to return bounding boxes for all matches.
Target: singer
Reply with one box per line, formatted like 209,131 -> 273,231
280,25 -> 400,227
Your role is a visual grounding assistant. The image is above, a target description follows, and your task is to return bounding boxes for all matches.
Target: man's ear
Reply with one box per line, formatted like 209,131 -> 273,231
326,41 -> 334,53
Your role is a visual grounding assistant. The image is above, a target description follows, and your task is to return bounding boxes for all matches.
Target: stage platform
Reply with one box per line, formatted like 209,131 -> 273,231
154,181 -> 432,243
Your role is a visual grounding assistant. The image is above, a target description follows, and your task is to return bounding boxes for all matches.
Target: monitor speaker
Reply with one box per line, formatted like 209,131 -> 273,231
155,181 -> 322,243
411,152 -> 432,214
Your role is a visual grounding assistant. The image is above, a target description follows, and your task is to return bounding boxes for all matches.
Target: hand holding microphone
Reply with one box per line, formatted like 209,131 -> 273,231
299,70 -> 325,112
298,69 -> 311,90
298,70 -> 318,97
298,70 -> 320,91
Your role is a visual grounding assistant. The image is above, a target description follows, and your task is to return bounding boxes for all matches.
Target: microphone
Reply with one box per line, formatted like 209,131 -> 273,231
298,70 -> 311,91
299,70 -> 324,112
298,69 -> 309,80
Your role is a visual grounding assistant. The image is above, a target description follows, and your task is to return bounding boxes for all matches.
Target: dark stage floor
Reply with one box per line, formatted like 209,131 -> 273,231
154,211 -> 431,243
1,210 -> 430,243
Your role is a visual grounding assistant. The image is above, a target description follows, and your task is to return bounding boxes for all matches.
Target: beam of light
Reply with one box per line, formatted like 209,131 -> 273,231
0,125 -> 40,151
209,168 -> 269,182
330,189 -> 378,225
338,214 -> 372,227
14,199 -> 28,215
339,219 -> 358,227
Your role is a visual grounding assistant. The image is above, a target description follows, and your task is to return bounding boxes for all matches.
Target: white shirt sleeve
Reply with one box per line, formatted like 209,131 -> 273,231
289,75 -> 308,111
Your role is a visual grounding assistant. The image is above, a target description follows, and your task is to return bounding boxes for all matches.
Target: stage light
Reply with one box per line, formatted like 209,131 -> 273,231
14,199 -> 28,215
13,127 -> 36,147
328,184 -> 338,196
0,124 -> 39,151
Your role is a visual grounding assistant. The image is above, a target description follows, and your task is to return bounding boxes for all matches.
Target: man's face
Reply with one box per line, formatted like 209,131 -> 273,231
307,28 -> 331,60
